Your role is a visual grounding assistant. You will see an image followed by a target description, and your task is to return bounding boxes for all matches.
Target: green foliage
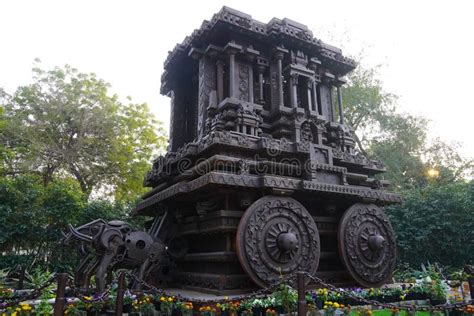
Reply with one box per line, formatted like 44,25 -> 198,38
387,181 -> 474,267
343,64 -> 428,189
272,283 -> 298,313
36,291 -> 54,315
2,61 -> 166,200
342,63 -> 471,190
0,175 -> 138,272
0,61 -> 163,273
24,269 -> 56,292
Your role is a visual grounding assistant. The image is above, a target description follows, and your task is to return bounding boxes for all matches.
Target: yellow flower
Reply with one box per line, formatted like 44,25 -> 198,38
21,304 -> 32,311
12,312 -> 17,316
168,297 -> 173,302
160,297 -> 166,302
334,303 -> 340,308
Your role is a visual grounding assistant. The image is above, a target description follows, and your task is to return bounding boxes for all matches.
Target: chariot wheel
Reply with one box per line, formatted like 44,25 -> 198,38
236,196 -> 320,288
338,203 -> 396,288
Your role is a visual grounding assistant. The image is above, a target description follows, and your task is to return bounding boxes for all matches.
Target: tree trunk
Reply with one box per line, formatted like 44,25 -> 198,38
69,164 -> 91,197
353,132 -> 368,156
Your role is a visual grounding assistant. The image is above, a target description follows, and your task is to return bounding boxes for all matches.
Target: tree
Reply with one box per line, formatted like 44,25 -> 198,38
0,174 -> 140,271
0,89 -> 13,175
387,181 -> 474,268
341,64 -> 397,154
423,138 -> 473,182
341,62 -> 472,189
2,61 -> 167,199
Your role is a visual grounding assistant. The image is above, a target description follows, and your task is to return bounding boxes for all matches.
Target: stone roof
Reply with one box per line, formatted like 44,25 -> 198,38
161,6 -> 356,94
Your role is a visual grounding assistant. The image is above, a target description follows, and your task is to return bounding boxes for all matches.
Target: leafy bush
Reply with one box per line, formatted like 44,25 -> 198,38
387,181 -> 474,268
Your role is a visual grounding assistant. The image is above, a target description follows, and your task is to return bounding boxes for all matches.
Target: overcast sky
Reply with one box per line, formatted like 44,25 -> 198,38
1,0 -> 473,158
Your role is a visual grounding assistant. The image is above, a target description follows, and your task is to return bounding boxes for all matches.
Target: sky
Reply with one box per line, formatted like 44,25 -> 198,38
1,0 -> 473,158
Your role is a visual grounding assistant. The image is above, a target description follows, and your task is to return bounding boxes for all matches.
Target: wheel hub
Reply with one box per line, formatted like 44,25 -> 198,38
277,232 -> 298,251
368,234 -> 385,251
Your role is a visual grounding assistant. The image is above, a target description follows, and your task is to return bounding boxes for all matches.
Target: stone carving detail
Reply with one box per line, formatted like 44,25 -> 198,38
300,121 -> 314,143
198,57 -> 216,138
338,203 -> 397,288
238,64 -> 250,101
236,196 -> 320,287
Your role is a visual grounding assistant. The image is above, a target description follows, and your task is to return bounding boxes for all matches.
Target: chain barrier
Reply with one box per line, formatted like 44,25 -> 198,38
0,276 -> 56,309
126,271 -> 295,304
302,271 -> 473,312
66,277 -> 113,304
1,271 -> 472,313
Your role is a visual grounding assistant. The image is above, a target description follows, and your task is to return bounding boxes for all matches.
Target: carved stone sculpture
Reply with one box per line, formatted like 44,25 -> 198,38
131,7 -> 402,294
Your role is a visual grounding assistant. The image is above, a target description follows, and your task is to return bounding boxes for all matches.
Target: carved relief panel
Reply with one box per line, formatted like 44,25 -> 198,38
198,57 -> 217,139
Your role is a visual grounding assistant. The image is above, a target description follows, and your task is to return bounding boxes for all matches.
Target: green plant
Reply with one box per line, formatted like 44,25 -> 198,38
0,268 -> 10,286
307,303 -> 321,316
123,293 -> 134,306
239,298 -> 253,314
176,301 -> 193,316
272,283 -> 297,313
36,292 -> 54,315
140,301 -> 155,315
65,303 -> 82,315
358,307 -> 372,316
158,295 -> 175,314
24,269 -> 55,292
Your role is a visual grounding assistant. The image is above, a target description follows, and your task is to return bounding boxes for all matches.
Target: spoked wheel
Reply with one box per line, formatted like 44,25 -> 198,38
338,203 -> 397,288
236,196 -> 320,288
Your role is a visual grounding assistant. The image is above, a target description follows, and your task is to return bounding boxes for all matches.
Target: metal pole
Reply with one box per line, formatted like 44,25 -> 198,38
17,265 -> 25,290
53,273 -> 68,316
297,271 -> 306,316
116,272 -> 126,316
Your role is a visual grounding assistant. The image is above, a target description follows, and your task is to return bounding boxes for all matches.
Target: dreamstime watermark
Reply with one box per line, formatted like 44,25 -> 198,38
156,147 -> 324,178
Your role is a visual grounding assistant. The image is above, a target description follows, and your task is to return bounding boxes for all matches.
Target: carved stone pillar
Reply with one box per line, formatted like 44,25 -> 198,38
258,65 -> 265,103
224,42 -> 242,99
309,58 -> 321,115
274,51 -> 285,107
229,53 -> 236,98
290,73 -> 299,108
306,79 -> 313,111
337,85 -> 344,124
216,60 -> 225,103
311,78 -> 319,113
248,65 -> 254,103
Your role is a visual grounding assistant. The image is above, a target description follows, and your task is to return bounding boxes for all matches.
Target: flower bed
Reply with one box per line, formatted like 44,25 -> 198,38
0,276 -> 472,315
